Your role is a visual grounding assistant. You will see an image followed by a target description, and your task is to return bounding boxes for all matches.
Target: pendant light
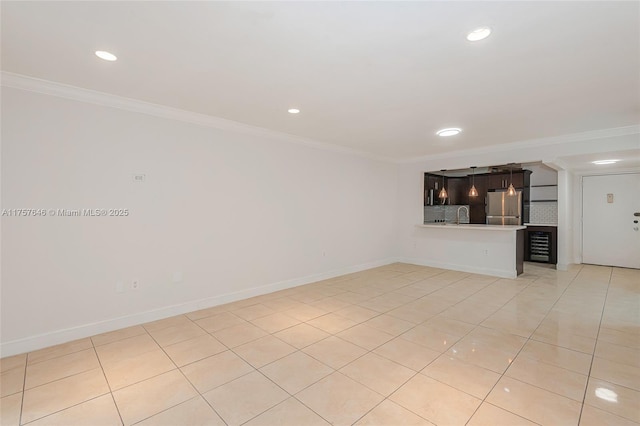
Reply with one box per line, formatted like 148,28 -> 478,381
507,163 -> 517,196
438,169 -> 448,200
469,166 -> 478,197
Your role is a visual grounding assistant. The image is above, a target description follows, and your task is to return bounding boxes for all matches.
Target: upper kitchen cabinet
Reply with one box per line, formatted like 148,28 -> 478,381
468,174 -> 488,224
487,171 -> 531,190
468,174 -> 488,206
425,173 -> 442,192
424,173 -> 444,205
446,177 -> 468,205
488,173 -> 509,189
424,173 -> 473,206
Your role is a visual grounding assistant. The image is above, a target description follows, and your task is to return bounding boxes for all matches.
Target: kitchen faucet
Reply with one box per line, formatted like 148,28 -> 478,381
456,206 -> 469,225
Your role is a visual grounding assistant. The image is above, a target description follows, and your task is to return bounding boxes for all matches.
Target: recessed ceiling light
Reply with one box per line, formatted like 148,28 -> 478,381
592,159 -> 620,165
436,128 -> 462,137
287,108 -> 300,114
95,50 -> 117,61
466,27 -> 492,42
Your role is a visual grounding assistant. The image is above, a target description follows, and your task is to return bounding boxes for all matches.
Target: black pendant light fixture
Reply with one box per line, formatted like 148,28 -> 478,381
438,169 -> 448,200
469,166 -> 478,197
507,163 -> 517,196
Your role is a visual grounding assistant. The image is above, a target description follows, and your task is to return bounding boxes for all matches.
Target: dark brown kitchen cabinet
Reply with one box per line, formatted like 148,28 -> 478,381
510,172 -> 525,188
426,174 -> 442,191
488,173 -> 509,189
469,205 -> 486,224
467,175 -> 487,223
424,168 -> 531,224
446,177 -> 468,205
468,175 -> 488,206
424,173 -> 445,205
488,171 -> 528,190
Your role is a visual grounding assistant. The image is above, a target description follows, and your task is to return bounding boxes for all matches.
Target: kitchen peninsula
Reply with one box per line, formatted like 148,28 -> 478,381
413,164 -> 532,278
413,223 -> 526,278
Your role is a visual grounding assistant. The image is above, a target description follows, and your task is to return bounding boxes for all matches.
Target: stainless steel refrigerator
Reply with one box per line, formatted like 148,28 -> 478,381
486,191 -> 522,225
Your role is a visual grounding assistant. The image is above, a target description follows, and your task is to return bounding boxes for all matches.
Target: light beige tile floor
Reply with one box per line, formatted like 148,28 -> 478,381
1,262 -> 639,425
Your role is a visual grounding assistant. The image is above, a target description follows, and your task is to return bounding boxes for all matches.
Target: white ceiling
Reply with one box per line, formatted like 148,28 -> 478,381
558,149 -> 640,173
2,1 -> 639,160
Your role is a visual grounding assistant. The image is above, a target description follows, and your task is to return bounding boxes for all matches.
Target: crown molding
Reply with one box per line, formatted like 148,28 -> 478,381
398,125 -> 640,164
3,72 -> 637,166
1,71 -> 394,163
572,167 -> 640,176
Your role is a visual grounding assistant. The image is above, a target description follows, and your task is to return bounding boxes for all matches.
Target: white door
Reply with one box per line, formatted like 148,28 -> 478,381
582,173 -> 640,269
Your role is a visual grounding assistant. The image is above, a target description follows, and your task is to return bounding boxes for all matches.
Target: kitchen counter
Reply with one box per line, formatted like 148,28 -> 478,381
419,223 -> 526,231
409,223 -> 525,278
524,223 -> 557,227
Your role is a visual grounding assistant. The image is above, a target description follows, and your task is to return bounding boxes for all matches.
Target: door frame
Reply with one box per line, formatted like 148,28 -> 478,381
579,170 -> 640,266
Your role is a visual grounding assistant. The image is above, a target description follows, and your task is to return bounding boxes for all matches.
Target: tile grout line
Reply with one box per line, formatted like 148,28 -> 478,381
328,266 -> 580,424
89,337 -> 126,426
128,396 -> 210,426
19,394 -> 117,426
9,263 -> 635,426
368,272 -> 509,422
348,270 -> 514,425
351,370 -> 426,425
0,272 -> 510,426
288,269 -> 454,425
462,264 -> 585,425
18,352 -> 28,426
18,339 -> 124,425
233,268 -> 455,425
324,270 -> 497,425
576,266 -> 614,425
142,317 -> 231,426
198,319 -> 334,425
183,300 -> 358,425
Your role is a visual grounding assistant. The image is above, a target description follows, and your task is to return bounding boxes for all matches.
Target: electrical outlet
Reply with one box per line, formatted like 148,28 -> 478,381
131,280 -> 140,290
484,249 -> 489,256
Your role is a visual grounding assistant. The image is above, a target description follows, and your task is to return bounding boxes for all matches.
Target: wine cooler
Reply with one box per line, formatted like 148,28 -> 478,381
528,231 -> 552,262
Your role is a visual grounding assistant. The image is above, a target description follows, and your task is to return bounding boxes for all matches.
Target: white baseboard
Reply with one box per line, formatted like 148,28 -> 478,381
397,257 -> 517,279
0,257 -> 398,357
557,262 -> 571,271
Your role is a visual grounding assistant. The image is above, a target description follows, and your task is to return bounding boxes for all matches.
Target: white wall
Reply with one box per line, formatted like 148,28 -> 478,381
2,80 -> 638,357
556,169 -> 574,269
524,162 -> 558,186
0,87 -> 398,355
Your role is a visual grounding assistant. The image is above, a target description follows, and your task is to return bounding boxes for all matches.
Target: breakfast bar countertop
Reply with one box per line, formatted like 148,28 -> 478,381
418,223 -> 526,231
